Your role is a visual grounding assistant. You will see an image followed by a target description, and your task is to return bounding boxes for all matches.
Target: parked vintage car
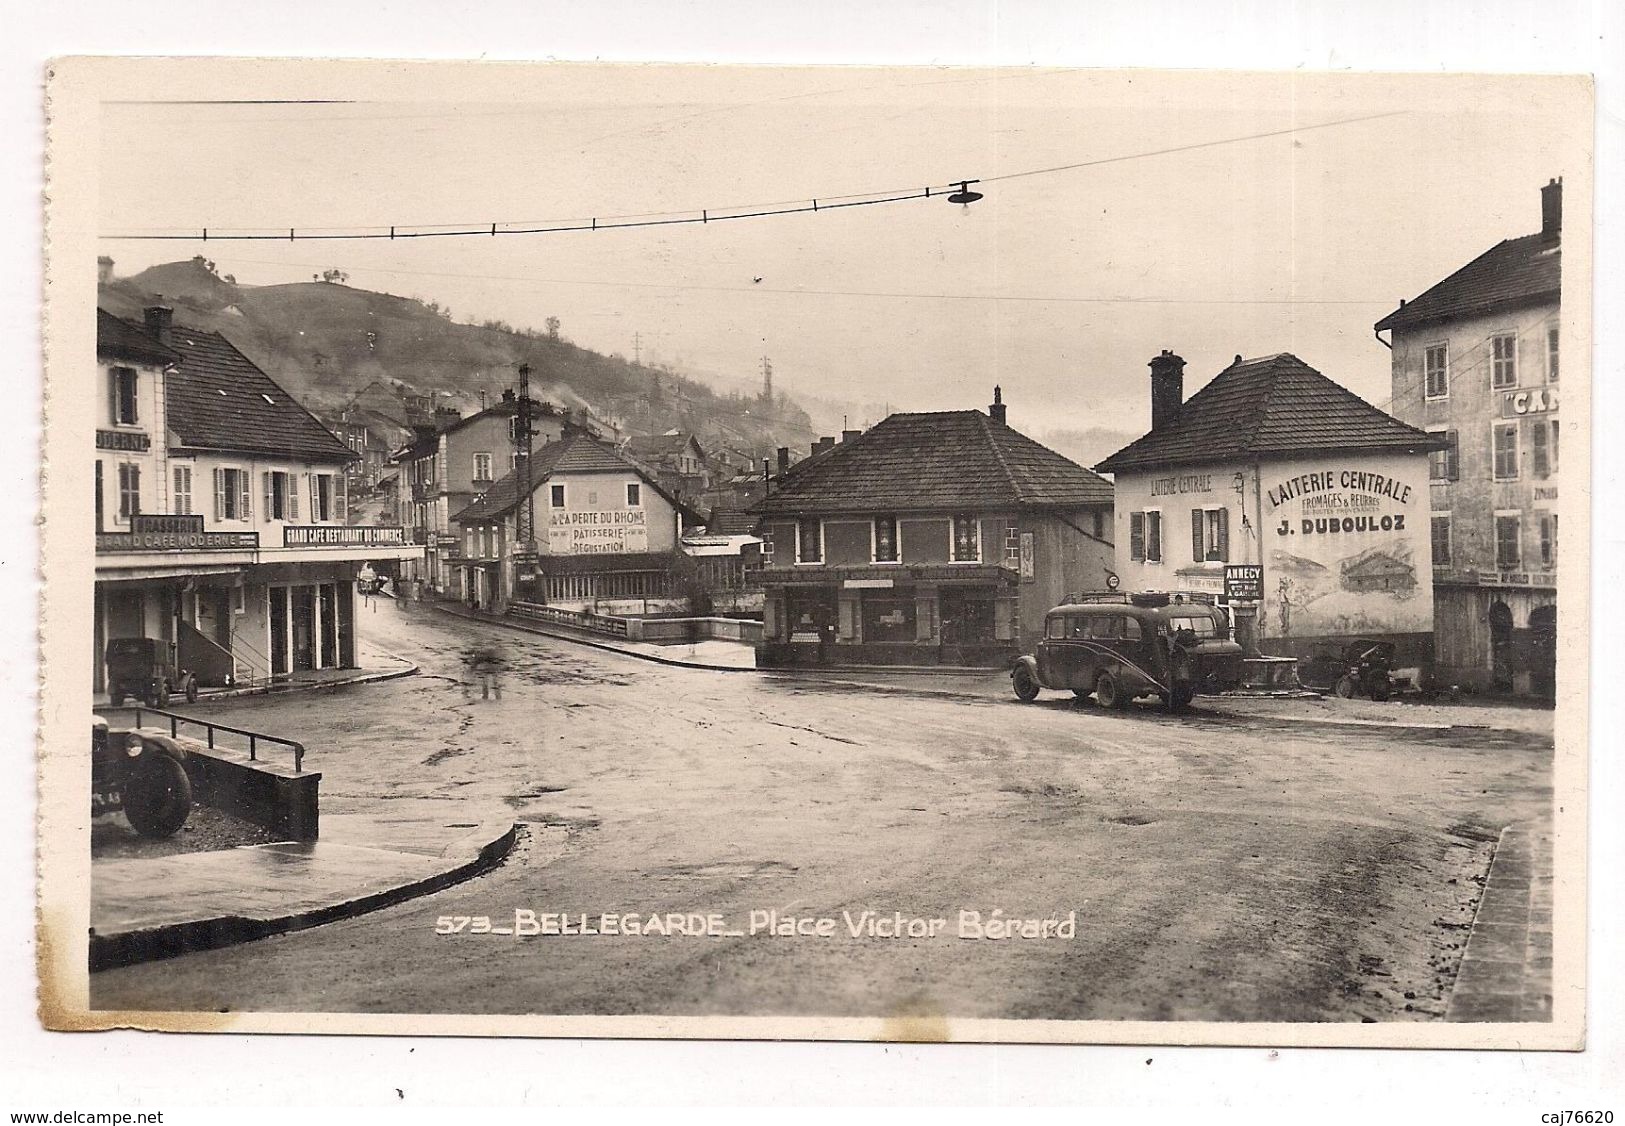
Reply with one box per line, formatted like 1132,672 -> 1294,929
1297,638 -> 1399,701
104,636 -> 197,708
1010,592 -> 1245,712
91,714 -> 193,838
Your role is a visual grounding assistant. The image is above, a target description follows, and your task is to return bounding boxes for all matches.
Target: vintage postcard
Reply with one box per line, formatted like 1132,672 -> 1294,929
38,58 -> 1591,1046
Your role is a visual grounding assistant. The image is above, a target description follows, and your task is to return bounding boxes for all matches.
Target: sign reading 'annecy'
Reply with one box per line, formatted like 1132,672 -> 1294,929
547,508 -> 649,555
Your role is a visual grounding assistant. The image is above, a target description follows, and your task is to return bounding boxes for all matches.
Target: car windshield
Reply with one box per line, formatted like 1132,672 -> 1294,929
1169,615 -> 1217,637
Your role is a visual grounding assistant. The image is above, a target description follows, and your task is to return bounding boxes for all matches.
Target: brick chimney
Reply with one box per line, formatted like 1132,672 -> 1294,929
841,429 -> 861,443
143,305 -> 173,345
1542,177 -> 1563,238
1149,350 -> 1186,431
777,447 -> 790,474
988,385 -> 1006,425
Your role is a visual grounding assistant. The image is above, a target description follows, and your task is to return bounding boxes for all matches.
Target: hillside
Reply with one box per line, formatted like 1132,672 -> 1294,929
99,257 -> 819,456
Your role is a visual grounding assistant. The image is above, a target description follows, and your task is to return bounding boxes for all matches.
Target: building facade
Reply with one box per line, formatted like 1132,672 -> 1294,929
450,432 -> 695,614
94,308 -> 421,692
1098,352 -> 1442,672
751,392 -> 1115,668
395,393 -> 569,594
1375,180 -> 1563,696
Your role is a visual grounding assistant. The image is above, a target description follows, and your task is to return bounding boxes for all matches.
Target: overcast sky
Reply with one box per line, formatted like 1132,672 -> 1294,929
98,66 -> 1587,438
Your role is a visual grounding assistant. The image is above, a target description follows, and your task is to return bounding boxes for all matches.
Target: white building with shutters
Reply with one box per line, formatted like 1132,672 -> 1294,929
93,306 -> 423,693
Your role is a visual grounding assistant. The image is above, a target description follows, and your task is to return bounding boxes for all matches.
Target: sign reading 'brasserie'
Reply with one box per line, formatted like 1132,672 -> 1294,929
284,525 -> 408,547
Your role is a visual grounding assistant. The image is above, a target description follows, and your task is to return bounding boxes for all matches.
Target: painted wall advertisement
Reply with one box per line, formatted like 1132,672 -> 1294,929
547,507 -> 649,555
1263,456 -> 1432,641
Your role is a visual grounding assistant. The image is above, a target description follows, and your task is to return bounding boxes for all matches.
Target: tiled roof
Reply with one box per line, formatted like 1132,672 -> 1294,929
1375,231 -> 1560,333
626,432 -> 702,459
162,324 -> 356,463
452,431 -> 682,522
1095,353 -> 1441,474
752,410 -> 1114,516
97,309 -> 179,366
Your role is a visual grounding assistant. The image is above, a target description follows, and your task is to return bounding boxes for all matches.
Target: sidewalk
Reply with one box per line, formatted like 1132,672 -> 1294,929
1445,823 -> 1554,1022
90,805 -> 527,972
92,635 -> 419,709
433,601 -> 758,671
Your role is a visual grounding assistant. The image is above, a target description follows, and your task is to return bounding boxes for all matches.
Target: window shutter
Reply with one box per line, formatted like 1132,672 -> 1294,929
214,468 -> 224,521
1217,508 -> 1229,561
130,464 -> 140,516
1192,509 -> 1204,563
1447,430 -> 1459,480
108,370 -> 118,426
1130,512 -> 1145,562
241,472 -> 252,520
289,472 -> 300,520
336,475 -> 347,523
263,472 -> 272,519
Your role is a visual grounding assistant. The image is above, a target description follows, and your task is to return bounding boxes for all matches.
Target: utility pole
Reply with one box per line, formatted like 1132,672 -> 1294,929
633,332 -> 642,366
512,363 -> 539,602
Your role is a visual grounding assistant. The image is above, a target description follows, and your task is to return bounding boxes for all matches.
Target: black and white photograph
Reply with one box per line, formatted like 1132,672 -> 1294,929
35,56 -> 1591,1050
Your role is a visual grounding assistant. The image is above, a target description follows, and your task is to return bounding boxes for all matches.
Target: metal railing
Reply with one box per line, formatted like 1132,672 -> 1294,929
129,706 -> 307,773
510,601 -> 631,638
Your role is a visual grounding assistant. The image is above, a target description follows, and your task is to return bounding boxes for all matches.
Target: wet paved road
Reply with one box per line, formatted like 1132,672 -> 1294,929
90,600 -> 1553,1022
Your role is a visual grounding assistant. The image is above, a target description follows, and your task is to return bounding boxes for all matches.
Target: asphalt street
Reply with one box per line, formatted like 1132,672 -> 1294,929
90,600 -> 1554,1022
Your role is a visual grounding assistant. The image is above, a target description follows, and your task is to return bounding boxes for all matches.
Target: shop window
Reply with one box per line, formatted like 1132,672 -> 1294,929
952,515 -> 979,562
110,367 -> 138,426
1492,422 -> 1519,480
1429,430 -> 1459,481
172,465 -> 192,516
1431,515 -> 1451,567
1491,333 -> 1518,390
873,515 -> 898,562
1495,514 -> 1521,571
1191,507 -> 1229,562
861,593 -> 916,643
797,518 -> 822,564
117,462 -> 140,520
626,483 -> 642,507
1424,344 -> 1449,399
1547,326 -> 1559,383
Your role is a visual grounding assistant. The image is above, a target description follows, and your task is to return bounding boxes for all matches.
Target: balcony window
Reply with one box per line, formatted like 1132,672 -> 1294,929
1428,430 -> 1459,481
797,518 -> 822,564
952,515 -> 979,562
1192,507 -> 1229,562
216,467 -> 250,521
117,462 -> 140,521
1492,422 -> 1519,480
172,465 -> 193,516
1431,515 -> 1451,567
873,516 -> 898,562
1496,514 -> 1521,571
264,470 -> 299,521
110,367 -> 138,426
311,474 -> 337,522
1491,333 -> 1518,390
1424,344 -> 1449,399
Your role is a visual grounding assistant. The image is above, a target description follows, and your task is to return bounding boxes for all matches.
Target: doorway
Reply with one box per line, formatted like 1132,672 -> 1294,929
1529,603 -> 1556,699
1488,600 -> 1514,691
291,586 -> 316,671
269,586 -> 289,675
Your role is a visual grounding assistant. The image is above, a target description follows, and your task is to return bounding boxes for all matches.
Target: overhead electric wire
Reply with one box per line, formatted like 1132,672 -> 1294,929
99,109 -> 1405,243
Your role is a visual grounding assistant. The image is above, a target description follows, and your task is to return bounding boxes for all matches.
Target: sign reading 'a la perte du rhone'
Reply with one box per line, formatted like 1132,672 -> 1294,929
547,508 -> 649,555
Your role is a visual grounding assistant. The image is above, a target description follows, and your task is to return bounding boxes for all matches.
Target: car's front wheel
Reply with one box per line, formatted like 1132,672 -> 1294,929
184,674 -> 198,704
1335,674 -> 1359,699
123,755 -> 191,838
1096,671 -> 1129,710
1012,665 -> 1040,702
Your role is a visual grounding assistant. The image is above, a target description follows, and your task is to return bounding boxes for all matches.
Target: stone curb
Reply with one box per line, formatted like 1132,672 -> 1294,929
193,660 -> 421,702
88,821 -> 519,973
432,603 -> 758,673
